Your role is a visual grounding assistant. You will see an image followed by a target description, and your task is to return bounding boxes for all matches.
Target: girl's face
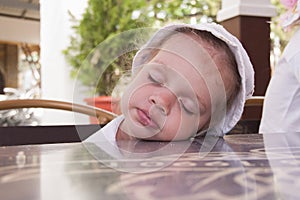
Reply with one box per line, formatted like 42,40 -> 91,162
120,33 -> 227,141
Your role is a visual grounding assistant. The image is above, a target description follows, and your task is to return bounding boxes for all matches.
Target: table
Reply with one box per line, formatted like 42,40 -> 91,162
0,125 -> 101,146
1,133 -> 300,200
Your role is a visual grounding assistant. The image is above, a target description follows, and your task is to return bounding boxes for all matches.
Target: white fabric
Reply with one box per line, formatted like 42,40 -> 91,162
85,115 -> 124,142
84,115 -> 124,158
259,28 -> 300,133
132,22 -> 254,136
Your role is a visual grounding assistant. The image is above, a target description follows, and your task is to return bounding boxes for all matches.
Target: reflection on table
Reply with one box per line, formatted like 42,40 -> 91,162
1,133 -> 300,200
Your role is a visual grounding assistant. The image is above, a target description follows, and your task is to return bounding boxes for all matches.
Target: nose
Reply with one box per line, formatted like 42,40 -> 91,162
149,88 -> 176,115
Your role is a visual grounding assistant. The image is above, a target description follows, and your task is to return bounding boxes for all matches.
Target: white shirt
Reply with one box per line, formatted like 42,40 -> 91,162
85,115 -> 124,142
259,28 -> 300,133
83,115 -> 125,159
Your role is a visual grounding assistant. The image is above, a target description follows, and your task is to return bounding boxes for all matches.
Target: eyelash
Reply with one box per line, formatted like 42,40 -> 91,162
179,99 -> 195,115
148,74 -> 162,85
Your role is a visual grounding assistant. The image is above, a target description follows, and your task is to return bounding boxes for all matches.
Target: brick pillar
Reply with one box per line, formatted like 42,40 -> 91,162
217,0 -> 276,121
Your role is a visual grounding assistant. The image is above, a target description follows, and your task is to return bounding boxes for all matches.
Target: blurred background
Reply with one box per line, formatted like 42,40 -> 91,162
0,0 -> 289,127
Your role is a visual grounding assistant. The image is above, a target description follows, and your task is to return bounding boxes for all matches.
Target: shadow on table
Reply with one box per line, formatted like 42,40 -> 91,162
229,119 -> 261,134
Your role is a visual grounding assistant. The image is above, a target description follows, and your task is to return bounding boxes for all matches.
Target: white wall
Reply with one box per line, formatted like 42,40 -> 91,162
217,0 -> 276,21
40,0 -> 89,125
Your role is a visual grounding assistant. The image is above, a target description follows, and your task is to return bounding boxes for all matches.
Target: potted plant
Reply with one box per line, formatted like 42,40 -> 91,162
63,0 -> 155,114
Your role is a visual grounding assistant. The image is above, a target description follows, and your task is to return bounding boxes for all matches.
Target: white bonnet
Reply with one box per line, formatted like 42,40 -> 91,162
132,22 -> 255,136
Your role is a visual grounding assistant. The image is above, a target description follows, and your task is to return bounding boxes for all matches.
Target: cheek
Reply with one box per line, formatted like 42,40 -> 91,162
164,107 -> 181,129
181,116 -> 200,135
162,107 -> 199,140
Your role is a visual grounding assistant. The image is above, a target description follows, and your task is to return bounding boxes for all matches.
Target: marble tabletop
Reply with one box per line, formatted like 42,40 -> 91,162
1,133 -> 300,200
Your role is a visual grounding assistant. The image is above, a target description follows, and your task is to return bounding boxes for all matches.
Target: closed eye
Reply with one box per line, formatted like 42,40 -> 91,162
148,70 -> 165,85
148,74 -> 161,84
179,98 -> 197,115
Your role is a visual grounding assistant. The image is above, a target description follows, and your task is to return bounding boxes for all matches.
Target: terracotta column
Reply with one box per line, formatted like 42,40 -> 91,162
217,0 -> 276,121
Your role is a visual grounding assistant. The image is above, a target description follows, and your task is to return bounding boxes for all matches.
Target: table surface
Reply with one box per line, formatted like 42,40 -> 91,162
1,133 -> 300,200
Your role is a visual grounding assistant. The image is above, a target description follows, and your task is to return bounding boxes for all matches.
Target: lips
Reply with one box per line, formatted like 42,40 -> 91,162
136,109 -> 151,125
136,108 -> 158,128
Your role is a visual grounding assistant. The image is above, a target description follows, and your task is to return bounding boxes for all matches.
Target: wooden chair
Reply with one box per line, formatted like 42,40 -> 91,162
0,99 -> 118,146
0,99 -> 118,124
245,96 -> 264,107
230,96 -> 265,134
